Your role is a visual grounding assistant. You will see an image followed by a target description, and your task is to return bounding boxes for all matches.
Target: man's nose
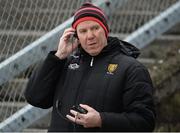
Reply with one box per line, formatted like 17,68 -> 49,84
87,30 -> 94,39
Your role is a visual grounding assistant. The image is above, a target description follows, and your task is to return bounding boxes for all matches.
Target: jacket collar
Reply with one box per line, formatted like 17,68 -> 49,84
77,36 -> 140,59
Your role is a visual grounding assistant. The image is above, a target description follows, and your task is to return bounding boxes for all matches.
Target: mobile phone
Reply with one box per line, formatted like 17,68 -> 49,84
68,31 -> 78,44
74,31 -> 78,39
71,105 -> 88,114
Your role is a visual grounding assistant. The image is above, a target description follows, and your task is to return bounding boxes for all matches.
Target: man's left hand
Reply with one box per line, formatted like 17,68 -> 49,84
66,104 -> 102,128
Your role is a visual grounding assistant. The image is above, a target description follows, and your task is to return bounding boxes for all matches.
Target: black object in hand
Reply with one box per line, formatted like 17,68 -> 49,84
71,105 -> 88,114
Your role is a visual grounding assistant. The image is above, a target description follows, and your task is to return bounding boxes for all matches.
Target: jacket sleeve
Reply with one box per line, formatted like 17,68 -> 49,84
24,51 -> 67,109
100,64 -> 156,131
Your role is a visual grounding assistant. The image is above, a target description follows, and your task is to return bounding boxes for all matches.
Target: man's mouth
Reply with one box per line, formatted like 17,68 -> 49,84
88,42 -> 96,45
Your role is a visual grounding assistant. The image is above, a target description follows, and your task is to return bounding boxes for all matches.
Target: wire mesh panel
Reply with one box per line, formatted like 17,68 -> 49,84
0,0 -> 92,62
0,0 -> 179,125
108,0 -> 179,37
0,0 -> 91,123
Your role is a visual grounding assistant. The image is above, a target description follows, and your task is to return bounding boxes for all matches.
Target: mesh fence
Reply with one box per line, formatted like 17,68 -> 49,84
0,0 -> 179,123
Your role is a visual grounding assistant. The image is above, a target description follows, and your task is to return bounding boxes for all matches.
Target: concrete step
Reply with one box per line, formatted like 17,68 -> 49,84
1,13 -> 179,33
111,33 -> 180,51
110,33 -> 180,42
22,128 -> 48,132
1,1 -> 179,32
138,58 -> 156,64
0,31 -> 179,63
0,102 -> 27,122
0,102 -> 51,129
0,32 -> 179,50
0,78 -> 28,102
0,34 -> 38,62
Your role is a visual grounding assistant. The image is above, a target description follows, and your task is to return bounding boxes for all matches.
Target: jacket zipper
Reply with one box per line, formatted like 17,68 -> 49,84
73,56 -> 94,131
90,57 -> 94,67
74,56 -> 94,105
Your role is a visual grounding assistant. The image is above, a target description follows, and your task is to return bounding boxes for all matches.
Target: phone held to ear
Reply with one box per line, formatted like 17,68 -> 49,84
69,31 -> 78,44
74,31 -> 78,38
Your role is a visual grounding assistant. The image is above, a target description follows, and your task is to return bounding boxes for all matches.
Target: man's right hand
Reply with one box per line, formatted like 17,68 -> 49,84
55,28 -> 79,59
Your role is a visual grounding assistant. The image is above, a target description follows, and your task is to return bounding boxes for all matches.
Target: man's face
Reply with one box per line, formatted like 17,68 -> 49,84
76,20 -> 107,56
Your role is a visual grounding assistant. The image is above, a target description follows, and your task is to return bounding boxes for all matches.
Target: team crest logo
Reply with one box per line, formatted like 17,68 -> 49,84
107,64 -> 118,75
68,63 -> 80,70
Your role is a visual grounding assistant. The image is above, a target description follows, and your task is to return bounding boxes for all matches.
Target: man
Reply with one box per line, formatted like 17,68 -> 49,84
25,2 -> 156,132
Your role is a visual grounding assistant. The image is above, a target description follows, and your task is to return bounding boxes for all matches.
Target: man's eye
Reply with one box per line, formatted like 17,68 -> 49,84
95,26 -> 99,30
80,30 -> 86,33
93,26 -> 99,30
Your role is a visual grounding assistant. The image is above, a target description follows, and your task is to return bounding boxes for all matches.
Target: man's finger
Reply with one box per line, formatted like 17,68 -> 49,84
70,109 -> 78,116
63,28 -> 75,34
79,104 -> 92,111
70,110 -> 85,119
76,113 -> 84,119
66,114 -> 75,123
66,114 -> 84,125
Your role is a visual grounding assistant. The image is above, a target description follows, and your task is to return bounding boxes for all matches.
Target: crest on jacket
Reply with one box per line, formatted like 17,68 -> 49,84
107,64 -> 118,74
68,63 -> 80,70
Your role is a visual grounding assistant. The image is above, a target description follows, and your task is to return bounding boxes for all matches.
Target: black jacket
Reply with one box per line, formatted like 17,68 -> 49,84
25,36 -> 155,132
